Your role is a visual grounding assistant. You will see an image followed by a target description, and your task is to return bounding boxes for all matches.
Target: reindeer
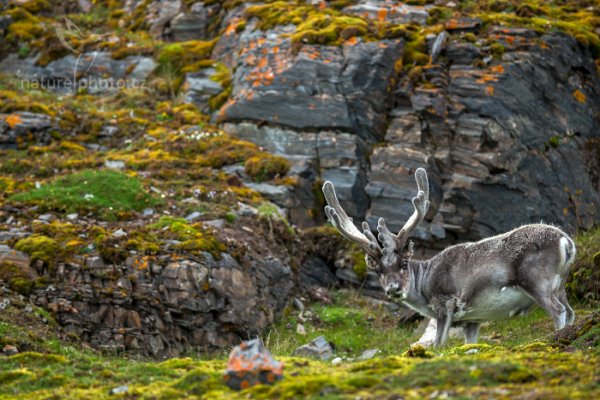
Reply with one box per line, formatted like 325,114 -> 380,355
322,168 -> 576,348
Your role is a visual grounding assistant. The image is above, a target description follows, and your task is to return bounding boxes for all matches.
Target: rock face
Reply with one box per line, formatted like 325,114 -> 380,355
30,252 -> 293,357
219,28 -> 402,141
215,19 -> 600,245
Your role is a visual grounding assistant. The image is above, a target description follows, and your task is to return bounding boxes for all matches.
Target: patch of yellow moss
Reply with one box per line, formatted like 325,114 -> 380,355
244,153 -> 291,182
14,235 -> 60,269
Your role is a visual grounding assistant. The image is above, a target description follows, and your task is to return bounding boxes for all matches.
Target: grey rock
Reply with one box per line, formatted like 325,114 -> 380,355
185,211 -> 203,222
343,2 -> 429,25
182,67 -> 224,112
358,349 -> 379,360
0,112 -> 54,149
203,219 -> 225,229
430,31 -> 448,63
299,257 -> 336,288
109,385 -> 129,395
293,335 -> 334,360
105,160 -> 126,170
446,42 -> 482,65
66,213 -> 79,221
112,229 -> 127,239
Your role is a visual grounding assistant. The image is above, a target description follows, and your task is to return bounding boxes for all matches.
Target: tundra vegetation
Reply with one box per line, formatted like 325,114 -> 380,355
0,0 -> 599,399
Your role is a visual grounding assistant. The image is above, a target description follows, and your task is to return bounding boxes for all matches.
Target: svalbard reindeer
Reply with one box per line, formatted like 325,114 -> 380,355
322,168 -> 576,348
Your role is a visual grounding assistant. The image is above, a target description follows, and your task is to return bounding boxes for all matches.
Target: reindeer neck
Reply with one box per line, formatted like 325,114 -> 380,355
405,259 -> 433,310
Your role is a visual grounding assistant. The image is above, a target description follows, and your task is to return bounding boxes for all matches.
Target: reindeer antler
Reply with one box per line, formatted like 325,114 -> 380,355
323,168 -> 429,269
322,181 -> 381,258
396,168 -> 430,248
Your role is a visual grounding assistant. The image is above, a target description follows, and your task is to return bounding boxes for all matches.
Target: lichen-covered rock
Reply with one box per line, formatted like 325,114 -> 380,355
218,27 -> 402,141
223,339 -> 283,390
0,112 -> 53,149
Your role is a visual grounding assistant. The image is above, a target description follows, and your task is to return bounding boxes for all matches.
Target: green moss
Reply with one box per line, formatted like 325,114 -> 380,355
568,226 -> 600,304
0,262 -> 36,295
155,39 -> 218,93
149,216 -> 225,258
244,154 -> 291,182
351,247 -> 367,279
14,235 -> 59,269
403,344 -> 434,358
9,170 -> 161,217
9,352 -> 67,364
489,42 -> 506,58
450,343 -> 494,355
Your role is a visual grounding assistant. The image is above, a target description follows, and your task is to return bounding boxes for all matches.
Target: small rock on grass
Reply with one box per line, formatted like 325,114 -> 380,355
108,385 -> 128,395
296,323 -> 307,335
2,345 -> 18,356
293,335 -> 334,361
223,339 -> 283,390
358,348 -> 379,360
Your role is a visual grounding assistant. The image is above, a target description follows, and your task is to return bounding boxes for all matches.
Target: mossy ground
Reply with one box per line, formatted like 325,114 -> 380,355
0,288 -> 597,399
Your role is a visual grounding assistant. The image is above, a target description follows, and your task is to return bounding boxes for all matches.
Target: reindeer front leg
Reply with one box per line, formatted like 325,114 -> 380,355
434,298 -> 457,348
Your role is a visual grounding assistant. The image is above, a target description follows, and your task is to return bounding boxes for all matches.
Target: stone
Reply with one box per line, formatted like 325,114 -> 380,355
108,385 -> 129,395
296,324 -> 307,335
2,344 -> 18,356
445,17 -> 482,33
0,112 -> 54,149
203,219 -> 225,229
430,31 -> 449,63
112,229 -> 127,238
185,211 -> 202,222
182,67 -> 224,113
66,213 -> 79,221
104,160 -> 126,170
0,245 -> 30,270
293,335 -> 334,360
343,2 -> 429,25
359,349 -> 379,360
223,339 -> 283,390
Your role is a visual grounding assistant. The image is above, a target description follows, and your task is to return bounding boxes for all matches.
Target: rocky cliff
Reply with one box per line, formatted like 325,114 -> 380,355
0,0 -> 599,356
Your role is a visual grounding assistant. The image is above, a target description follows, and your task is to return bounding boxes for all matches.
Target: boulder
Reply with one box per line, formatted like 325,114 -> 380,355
293,335 -> 334,360
223,339 -> 283,390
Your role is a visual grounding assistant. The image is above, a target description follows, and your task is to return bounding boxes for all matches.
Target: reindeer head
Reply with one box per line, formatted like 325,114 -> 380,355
322,168 -> 430,300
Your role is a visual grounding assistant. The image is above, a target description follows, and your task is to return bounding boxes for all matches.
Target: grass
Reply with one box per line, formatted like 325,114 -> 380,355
9,170 -> 162,218
0,289 -> 597,399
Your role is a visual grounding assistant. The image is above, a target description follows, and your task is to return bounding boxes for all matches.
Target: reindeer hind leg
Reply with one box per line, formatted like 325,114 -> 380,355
464,322 -> 480,344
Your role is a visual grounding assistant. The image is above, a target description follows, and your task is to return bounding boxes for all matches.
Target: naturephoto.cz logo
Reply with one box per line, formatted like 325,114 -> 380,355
20,17 -> 146,93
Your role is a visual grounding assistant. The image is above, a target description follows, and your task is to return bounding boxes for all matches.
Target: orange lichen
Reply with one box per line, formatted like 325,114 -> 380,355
490,64 -> 505,74
486,85 -> 495,96
573,89 -> 586,103
5,114 -> 23,128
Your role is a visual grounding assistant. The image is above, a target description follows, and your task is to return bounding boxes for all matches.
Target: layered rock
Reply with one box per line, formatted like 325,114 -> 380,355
30,251 -> 292,357
214,21 -> 600,244
218,26 -> 402,141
